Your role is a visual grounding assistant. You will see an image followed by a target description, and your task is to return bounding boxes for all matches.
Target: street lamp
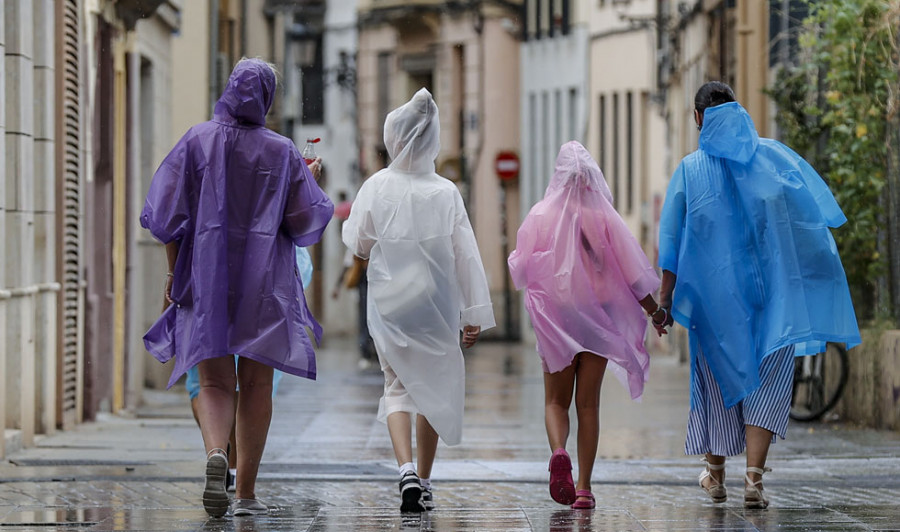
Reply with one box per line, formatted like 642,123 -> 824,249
287,22 -> 318,68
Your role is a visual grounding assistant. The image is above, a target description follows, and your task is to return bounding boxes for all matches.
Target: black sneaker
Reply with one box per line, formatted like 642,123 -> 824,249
421,487 -> 434,511
399,471 -> 425,513
225,468 -> 236,492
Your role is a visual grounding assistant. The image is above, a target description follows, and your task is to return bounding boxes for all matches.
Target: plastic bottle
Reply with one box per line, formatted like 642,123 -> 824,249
302,138 -> 321,165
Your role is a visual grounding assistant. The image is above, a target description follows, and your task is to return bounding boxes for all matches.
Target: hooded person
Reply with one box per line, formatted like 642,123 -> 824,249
342,88 -> 495,512
508,141 -> 665,509
140,58 -> 334,517
657,81 -> 860,509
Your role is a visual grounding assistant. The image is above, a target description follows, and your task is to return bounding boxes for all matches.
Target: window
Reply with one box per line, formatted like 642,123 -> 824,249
612,92 -> 619,208
529,93 -> 537,196
598,94 -> 606,175
542,91 -> 550,189
552,0 -> 570,36
301,35 -> 324,124
555,90 -> 562,154
569,87 -> 577,141
626,91 -> 634,214
526,0 -> 570,40
377,52 -> 391,142
549,0 -> 556,37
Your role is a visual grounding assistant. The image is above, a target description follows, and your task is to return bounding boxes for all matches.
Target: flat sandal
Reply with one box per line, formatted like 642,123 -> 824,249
698,458 -> 727,503
744,466 -> 772,509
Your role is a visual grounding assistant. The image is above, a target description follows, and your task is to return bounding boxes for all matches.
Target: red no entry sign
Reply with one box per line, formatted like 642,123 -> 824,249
495,151 -> 520,181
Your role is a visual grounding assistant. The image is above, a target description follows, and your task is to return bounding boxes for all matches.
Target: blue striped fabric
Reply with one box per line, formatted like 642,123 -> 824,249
685,345 -> 795,457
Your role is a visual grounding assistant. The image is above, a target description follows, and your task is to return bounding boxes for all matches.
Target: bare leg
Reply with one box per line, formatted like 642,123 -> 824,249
745,425 -> 773,485
229,391 -> 238,470
190,396 -> 200,426
192,383 -> 237,471
387,411 -> 414,466
544,362 -> 576,451
416,415 -> 439,480
702,453 -> 726,488
197,357 -> 238,455
234,357 -> 273,500
573,353 -> 608,497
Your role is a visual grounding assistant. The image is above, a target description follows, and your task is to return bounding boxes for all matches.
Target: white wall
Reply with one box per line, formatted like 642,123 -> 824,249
520,26 -> 590,214
302,0 -> 360,336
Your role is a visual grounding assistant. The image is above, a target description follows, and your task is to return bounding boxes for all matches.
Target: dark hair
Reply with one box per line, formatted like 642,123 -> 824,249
694,81 -> 736,113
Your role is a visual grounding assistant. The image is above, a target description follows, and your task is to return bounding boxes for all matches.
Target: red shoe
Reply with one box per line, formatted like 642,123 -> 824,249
571,489 -> 595,509
548,448 -> 576,505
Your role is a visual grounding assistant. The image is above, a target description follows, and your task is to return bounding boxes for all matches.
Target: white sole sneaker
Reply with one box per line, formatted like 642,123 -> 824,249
202,453 -> 229,518
232,498 -> 269,516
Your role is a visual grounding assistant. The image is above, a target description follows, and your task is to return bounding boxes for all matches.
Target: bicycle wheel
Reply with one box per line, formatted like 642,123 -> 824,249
789,342 -> 849,422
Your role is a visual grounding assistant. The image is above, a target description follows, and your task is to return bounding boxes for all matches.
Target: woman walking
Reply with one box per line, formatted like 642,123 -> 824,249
342,88 -> 495,513
657,81 -> 860,509
508,141 -> 667,509
141,58 -> 334,517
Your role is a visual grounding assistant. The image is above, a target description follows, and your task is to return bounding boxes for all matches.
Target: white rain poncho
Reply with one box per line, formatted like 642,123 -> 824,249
342,88 -> 495,445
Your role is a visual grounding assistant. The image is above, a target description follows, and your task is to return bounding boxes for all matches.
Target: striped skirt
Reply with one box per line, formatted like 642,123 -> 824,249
685,344 -> 795,457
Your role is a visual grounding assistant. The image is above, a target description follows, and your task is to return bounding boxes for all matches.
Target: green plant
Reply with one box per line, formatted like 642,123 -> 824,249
768,0 -> 900,322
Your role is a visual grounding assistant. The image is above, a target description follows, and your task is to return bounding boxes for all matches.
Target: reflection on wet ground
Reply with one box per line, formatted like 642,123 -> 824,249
2,339 -> 899,530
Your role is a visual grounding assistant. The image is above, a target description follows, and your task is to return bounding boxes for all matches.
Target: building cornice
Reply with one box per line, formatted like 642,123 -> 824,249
358,0 -> 521,29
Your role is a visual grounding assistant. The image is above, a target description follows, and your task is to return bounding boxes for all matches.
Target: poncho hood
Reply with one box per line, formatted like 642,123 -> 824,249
384,88 -> 440,173
550,141 -> 614,203
213,59 -> 276,126
699,101 -> 759,164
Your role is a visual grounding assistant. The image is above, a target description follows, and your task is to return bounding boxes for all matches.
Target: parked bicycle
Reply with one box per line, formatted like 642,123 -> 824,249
789,342 -> 849,422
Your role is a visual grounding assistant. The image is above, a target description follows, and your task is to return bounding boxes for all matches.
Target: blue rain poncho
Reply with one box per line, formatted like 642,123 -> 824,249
658,102 -> 861,408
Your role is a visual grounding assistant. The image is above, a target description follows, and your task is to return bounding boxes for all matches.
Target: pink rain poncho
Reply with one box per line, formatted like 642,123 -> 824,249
508,141 -> 659,400
342,88 -> 495,445
140,59 -> 334,388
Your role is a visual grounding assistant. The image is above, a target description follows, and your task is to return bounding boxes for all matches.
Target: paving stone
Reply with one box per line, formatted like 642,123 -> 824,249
1,339 -> 899,530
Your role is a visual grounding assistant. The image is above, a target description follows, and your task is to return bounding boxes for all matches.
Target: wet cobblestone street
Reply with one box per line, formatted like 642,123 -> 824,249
2,339 -> 899,530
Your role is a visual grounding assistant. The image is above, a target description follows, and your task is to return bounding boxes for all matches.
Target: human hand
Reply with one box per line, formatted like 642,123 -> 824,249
462,325 -> 481,348
162,274 -> 174,313
651,320 -> 668,337
308,157 -> 323,182
650,306 -> 673,336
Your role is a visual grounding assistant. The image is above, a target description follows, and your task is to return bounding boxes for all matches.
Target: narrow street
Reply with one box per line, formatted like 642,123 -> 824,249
1,338 -> 898,531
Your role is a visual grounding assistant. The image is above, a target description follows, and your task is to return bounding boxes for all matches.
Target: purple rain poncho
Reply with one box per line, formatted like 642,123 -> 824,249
508,141 -> 660,400
140,59 -> 334,388
658,102 -> 861,409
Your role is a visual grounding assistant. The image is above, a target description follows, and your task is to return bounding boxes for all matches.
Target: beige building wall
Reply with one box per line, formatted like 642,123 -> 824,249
735,0 -> 770,137
586,0 -> 669,352
1,0 -> 61,456
587,1 -> 667,265
471,17 -> 521,329
171,0 -> 211,138
663,1 -> 770,172
137,0 -> 212,392
128,12 -> 184,398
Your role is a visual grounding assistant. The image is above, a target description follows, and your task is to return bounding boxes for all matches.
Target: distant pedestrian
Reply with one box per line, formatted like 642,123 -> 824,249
342,88 -> 495,513
508,141 -> 666,510
332,247 -> 377,368
141,58 -> 333,518
657,81 -> 860,509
